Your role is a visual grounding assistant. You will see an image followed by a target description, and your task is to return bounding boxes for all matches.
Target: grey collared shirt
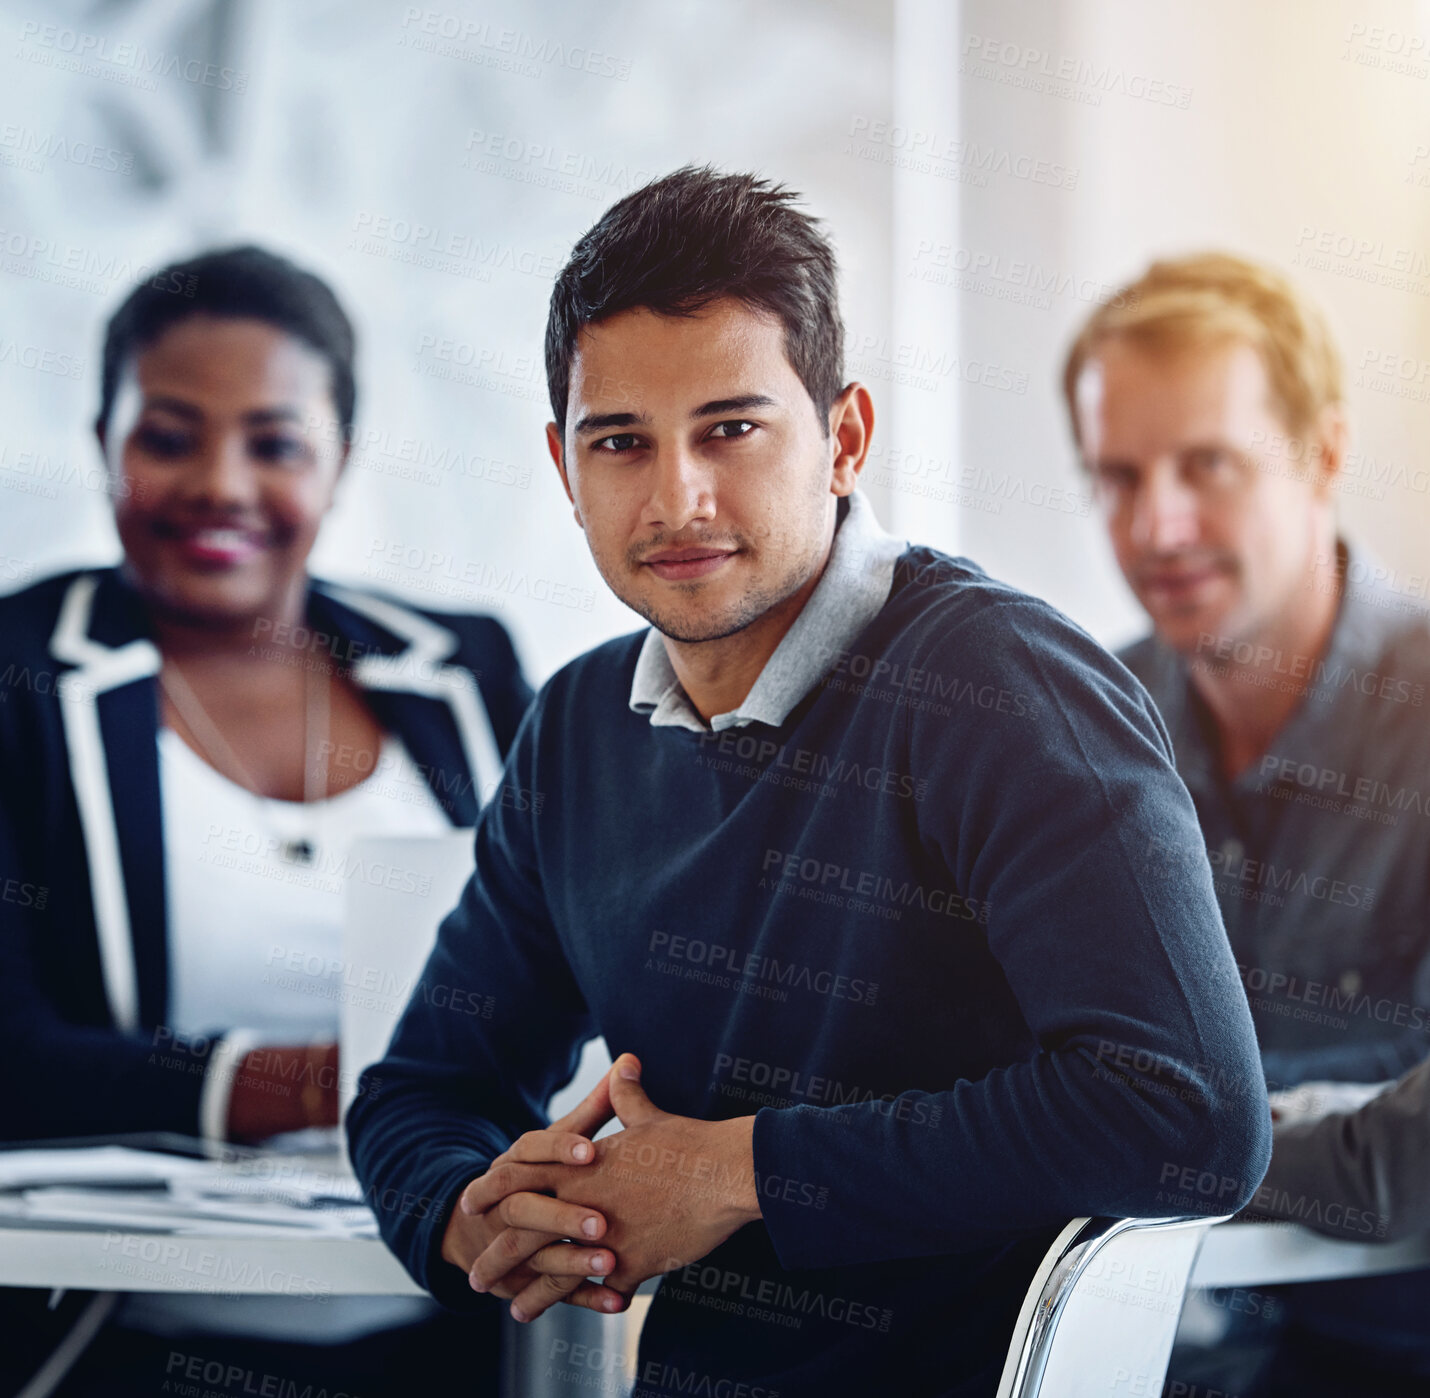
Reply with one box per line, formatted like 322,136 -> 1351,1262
629,490 -> 908,733
1120,541 -> 1430,1088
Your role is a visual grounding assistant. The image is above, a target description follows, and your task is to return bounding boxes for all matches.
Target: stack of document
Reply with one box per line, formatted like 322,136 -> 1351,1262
0,1145 -> 377,1237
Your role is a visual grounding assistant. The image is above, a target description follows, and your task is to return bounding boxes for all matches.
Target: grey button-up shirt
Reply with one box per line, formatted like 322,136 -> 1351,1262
629,490 -> 908,733
1121,542 -> 1430,1088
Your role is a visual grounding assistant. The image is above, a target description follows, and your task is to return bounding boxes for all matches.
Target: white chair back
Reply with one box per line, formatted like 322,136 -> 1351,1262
997,1215 -> 1224,1398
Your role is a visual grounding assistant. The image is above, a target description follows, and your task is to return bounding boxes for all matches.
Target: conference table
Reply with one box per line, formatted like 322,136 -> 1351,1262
4,1211 -> 1430,1296
7,833 -> 1426,1396
4,1191 -> 1430,1398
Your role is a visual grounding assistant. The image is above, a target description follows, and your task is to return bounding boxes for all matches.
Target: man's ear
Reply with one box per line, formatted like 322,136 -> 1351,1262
1309,403 -> 1348,500
546,422 -> 582,527
828,382 -> 875,497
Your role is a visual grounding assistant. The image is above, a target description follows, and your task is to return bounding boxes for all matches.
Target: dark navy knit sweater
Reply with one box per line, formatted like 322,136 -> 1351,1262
347,546 -> 1271,1398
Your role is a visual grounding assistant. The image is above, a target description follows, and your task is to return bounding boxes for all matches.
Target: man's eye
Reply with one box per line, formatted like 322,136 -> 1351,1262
134,426 -> 191,458
709,420 -> 756,440
1094,464 -> 1138,492
593,434 -> 641,453
1185,447 -> 1237,476
250,435 -> 308,464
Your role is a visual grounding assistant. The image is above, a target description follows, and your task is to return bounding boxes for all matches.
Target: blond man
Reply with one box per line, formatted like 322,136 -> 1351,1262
1066,253 -> 1430,1393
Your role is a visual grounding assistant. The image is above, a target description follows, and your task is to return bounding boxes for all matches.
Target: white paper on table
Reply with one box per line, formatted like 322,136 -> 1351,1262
0,1146 -> 375,1237
1268,1079 -> 1395,1125
11,1187 -> 377,1236
179,1163 -> 364,1208
0,1147 -> 214,1192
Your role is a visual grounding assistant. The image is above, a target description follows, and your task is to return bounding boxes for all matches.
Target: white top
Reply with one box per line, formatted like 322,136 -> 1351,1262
158,728 -> 450,1141
126,728 -> 451,1343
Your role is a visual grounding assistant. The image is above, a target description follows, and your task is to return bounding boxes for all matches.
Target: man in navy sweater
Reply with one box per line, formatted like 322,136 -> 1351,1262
347,167 -> 1271,1397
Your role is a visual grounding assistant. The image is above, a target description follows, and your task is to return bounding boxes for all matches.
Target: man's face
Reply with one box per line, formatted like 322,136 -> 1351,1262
548,298 -> 849,644
1076,338 -> 1335,655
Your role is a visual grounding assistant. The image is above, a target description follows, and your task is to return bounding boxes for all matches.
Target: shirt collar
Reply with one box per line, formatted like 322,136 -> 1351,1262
1157,538 -> 1414,793
629,490 -> 908,733
1245,540 -> 1417,778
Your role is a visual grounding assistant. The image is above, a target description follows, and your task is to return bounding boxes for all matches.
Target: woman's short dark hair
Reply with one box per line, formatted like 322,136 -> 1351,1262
97,245 -> 357,438
545,166 -> 845,436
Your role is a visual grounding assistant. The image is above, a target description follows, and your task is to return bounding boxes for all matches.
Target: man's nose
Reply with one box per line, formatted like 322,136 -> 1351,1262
1131,468 -> 1201,553
642,444 -> 715,532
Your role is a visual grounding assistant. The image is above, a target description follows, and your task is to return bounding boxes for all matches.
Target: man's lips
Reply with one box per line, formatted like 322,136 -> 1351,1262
1139,563 -> 1226,604
160,523 -> 268,567
642,547 -> 737,582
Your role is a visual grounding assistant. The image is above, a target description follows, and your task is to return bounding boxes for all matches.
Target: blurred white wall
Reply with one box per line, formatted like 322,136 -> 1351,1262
947,0 -> 1430,647
0,0 -> 894,679
3,0 -> 1428,669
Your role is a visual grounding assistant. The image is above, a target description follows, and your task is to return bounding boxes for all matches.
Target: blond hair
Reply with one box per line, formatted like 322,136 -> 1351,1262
1063,252 -> 1343,442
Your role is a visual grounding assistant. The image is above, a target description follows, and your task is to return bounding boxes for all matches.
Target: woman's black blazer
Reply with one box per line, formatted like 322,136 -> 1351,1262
0,567 -> 532,1142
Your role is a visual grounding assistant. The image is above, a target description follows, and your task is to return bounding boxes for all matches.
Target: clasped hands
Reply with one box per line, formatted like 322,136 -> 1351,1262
440,1054 -> 759,1323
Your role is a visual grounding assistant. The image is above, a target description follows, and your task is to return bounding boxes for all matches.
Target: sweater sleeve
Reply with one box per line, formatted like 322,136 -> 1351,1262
345,692 -> 594,1311
754,599 -> 1272,1270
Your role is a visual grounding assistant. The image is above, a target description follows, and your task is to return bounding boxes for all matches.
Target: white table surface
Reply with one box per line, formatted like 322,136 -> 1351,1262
1191,1218 -> 1430,1289
1,1218 -> 1428,1296
0,1222 -> 422,1295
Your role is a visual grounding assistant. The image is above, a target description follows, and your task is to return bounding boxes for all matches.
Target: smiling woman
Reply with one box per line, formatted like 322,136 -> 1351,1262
0,246 -> 529,1394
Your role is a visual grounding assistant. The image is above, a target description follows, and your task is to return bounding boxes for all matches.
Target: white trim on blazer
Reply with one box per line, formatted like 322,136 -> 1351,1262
318,583 -> 503,799
51,573 -> 161,1033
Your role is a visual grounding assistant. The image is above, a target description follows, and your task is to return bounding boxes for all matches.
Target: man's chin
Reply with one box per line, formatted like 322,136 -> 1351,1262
1151,605 -> 1234,660
646,611 -> 755,645
626,589 -> 763,645
616,568 -> 798,646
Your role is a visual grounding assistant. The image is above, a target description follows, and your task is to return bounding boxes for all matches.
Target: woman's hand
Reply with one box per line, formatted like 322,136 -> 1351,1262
227,1041 -> 340,1143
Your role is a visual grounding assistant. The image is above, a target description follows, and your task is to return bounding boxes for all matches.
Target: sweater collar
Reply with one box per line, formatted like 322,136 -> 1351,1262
629,490 -> 908,733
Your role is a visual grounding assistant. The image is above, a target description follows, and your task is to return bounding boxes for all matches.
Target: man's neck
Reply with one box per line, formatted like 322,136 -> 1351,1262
1185,546 -> 1342,782
664,562 -> 826,725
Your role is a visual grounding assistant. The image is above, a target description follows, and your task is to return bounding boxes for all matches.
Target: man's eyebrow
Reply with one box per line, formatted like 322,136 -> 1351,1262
571,394 -> 778,435
574,410 -> 648,435
692,394 -> 777,419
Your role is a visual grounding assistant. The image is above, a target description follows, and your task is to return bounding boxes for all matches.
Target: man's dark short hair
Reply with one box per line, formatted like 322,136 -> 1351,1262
98,244 -> 357,440
545,165 -> 845,437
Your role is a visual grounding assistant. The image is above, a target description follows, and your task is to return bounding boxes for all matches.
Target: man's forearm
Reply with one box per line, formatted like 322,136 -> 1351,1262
750,1041 -> 1268,1274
